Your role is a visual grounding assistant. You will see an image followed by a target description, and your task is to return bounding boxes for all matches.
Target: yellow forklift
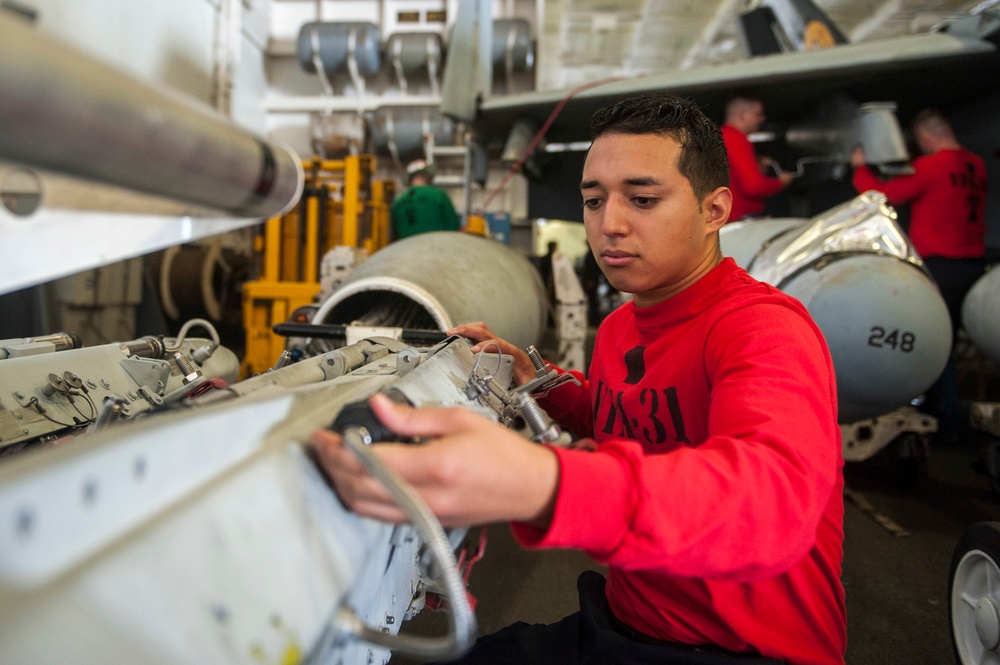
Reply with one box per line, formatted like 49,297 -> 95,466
241,155 -> 394,377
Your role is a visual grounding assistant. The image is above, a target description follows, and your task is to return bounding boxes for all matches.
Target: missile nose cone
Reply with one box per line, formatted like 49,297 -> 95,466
314,232 -> 548,351
784,255 -> 951,423
963,267 -> 1000,364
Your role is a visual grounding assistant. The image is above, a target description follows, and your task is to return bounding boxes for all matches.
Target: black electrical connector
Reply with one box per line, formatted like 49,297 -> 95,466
329,390 -> 413,443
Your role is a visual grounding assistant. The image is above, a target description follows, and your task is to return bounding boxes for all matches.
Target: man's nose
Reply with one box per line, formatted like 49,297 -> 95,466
601,197 -> 630,235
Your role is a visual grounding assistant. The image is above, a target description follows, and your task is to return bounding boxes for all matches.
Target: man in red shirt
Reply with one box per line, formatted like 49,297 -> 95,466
852,109 -> 988,441
312,94 -> 846,664
721,93 -> 795,222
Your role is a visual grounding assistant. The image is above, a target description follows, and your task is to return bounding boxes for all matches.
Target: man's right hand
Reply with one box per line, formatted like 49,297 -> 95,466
449,322 -> 537,386
309,393 -> 560,529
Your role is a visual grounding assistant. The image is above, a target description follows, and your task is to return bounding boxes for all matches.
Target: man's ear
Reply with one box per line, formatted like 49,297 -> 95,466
703,186 -> 732,233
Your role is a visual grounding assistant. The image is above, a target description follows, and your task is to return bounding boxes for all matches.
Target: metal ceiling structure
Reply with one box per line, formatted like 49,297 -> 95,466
536,0 -> 990,90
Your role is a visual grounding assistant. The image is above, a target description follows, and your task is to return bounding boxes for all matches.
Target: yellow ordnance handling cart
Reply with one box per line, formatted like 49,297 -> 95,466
241,155 -> 394,377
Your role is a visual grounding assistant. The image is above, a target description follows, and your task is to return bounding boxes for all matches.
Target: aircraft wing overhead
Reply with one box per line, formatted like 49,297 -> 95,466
478,31 -> 999,144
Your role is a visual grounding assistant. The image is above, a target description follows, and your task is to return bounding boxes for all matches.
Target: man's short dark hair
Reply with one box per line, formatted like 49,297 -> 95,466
727,89 -> 762,107
589,93 -> 729,200
911,108 -> 952,138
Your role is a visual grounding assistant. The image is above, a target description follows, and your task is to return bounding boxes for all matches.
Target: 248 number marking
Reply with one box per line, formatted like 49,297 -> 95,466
867,326 -> 915,352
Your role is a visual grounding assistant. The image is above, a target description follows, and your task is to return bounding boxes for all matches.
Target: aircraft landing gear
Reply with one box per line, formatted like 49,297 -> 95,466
893,431 -> 932,487
950,522 -> 1000,664
970,403 -> 1000,496
841,406 -> 935,486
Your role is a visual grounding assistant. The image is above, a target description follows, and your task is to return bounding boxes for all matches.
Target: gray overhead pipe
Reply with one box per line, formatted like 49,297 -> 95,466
0,13 -> 303,218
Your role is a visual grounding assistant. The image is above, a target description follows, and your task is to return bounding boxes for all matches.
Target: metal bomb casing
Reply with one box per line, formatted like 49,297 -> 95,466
313,231 -> 548,351
721,193 -> 951,423
963,266 -> 1000,364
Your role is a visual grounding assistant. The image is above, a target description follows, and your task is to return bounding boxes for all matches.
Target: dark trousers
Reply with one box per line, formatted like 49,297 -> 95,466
922,256 -> 985,438
436,571 -> 783,665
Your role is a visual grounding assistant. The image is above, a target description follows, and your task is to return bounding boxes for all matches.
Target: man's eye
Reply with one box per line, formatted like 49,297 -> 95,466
583,198 -> 602,209
633,197 -> 657,206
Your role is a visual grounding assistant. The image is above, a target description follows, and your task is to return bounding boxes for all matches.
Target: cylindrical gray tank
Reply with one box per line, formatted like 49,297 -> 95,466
963,267 -> 1000,363
857,102 -> 910,167
783,255 -> 951,423
721,214 -> 952,423
297,22 -> 382,77
386,32 -> 444,75
492,19 -> 534,72
720,219 -> 805,269
313,232 -> 547,350
370,106 -> 455,162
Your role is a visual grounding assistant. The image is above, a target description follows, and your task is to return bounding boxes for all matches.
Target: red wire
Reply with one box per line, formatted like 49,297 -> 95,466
482,76 -> 632,211
462,526 -> 489,584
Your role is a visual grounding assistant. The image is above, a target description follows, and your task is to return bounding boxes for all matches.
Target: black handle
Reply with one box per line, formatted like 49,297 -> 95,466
330,390 -> 412,443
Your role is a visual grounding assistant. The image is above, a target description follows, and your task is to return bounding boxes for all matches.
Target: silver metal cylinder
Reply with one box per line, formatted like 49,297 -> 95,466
0,14 -> 303,218
963,267 -> 1000,364
119,336 -> 166,360
501,118 -> 539,166
781,254 -> 951,423
297,22 -> 382,76
721,198 -> 952,423
492,19 -> 534,72
313,232 -> 547,351
370,106 -> 455,162
23,331 -> 82,353
386,32 -> 444,75
857,102 -> 910,167
720,218 -> 805,269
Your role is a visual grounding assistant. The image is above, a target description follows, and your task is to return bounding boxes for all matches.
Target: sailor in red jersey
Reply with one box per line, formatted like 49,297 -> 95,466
852,109 -> 988,442
312,93 -> 846,665
721,93 -> 794,222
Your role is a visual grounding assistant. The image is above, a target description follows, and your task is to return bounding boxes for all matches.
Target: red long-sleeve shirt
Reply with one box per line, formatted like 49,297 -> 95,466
852,148 -> 987,259
513,258 -> 846,665
722,124 -> 786,222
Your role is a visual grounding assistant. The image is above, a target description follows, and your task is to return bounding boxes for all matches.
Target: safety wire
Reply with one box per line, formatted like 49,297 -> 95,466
469,342 -> 504,385
67,389 -> 97,423
466,343 -> 522,420
15,395 -> 92,429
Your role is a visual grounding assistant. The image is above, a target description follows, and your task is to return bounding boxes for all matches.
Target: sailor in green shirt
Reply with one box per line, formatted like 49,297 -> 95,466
390,159 -> 462,240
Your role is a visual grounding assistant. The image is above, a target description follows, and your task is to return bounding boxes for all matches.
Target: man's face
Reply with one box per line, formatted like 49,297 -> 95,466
914,128 -> 934,155
741,101 -> 766,133
581,132 -> 729,308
